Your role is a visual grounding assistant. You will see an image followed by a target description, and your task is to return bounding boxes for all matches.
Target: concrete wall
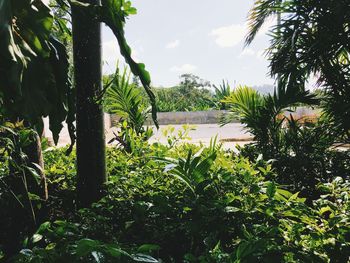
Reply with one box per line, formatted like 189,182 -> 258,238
43,108 -> 320,146
110,107 -> 320,126
110,110 -> 232,126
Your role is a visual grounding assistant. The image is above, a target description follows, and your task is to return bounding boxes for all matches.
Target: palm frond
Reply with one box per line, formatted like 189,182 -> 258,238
220,85 -> 264,127
245,0 -> 280,46
105,66 -> 150,134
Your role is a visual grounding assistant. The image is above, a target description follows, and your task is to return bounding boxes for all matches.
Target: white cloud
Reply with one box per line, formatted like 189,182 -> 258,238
239,48 -> 256,57
211,17 -> 277,48
170,64 -> 197,73
210,23 -> 247,47
166,39 -> 180,49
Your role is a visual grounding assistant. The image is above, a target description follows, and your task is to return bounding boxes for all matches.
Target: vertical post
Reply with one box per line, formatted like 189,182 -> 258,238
72,0 -> 106,207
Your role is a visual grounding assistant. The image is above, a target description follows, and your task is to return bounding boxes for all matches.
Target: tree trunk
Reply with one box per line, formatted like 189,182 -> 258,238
72,0 -> 107,208
23,132 -> 48,200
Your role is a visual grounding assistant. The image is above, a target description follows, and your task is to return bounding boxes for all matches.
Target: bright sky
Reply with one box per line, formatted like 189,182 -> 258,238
102,0 -> 276,87
43,0 -> 276,87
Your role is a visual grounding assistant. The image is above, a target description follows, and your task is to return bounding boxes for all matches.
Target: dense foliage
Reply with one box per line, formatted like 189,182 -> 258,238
104,73 -> 232,112
153,74 -> 214,112
247,0 -> 350,142
222,86 -> 350,198
1,1 -> 350,263
1,124 -> 350,262
104,66 -> 153,152
0,0 -> 73,143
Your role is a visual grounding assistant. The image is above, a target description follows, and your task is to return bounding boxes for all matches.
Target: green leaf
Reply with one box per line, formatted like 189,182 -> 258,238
132,253 -> 159,263
104,244 -> 131,258
266,181 -> 276,198
25,167 -> 41,185
31,234 -> 43,244
37,222 -> 51,233
0,0 -> 73,146
76,239 -> 100,257
319,206 -> 333,216
137,244 -> 160,254
225,206 -> 241,213
193,152 -> 216,183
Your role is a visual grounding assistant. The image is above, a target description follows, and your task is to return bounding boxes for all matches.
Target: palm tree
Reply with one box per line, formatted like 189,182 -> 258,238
221,85 -> 317,157
246,0 -> 350,141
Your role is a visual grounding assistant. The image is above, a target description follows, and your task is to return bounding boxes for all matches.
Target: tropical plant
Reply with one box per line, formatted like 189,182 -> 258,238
0,0 -> 73,143
220,85 -> 339,196
161,124 -> 196,149
221,85 -> 318,156
105,66 -> 153,153
213,80 -> 232,110
70,0 -> 160,206
0,119 -> 46,257
246,0 -> 350,142
159,148 -> 217,196
105,67 -> 151,135
11,221 -> 160,263
2,136 -> 350,261
1,0 -> 160,207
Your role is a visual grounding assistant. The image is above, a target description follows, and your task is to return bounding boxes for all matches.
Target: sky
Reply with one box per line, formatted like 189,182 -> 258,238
101,0 -> 277,88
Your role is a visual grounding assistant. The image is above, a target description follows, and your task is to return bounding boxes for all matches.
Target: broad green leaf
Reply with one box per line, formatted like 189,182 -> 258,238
0,0 -> 73,146
137,244 -> 160,253
132,253 -> 159,263
31,233 -> 43,244
76,239 -> 100,257
104,244 -> 131,258
266,181 -> 276,198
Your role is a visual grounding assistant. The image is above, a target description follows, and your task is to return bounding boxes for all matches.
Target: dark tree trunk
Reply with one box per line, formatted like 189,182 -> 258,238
72,0 -> 107,208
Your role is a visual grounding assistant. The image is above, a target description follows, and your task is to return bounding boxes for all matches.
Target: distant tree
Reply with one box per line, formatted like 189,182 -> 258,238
179,74 -> 211,93
152,74 -> 214,112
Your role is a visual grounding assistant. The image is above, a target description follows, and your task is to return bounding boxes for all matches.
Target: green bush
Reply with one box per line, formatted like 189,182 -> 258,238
154,85 -> 214,112
2,138 -> 349,262
0,120 -> 46,258
222,86 -> 350,198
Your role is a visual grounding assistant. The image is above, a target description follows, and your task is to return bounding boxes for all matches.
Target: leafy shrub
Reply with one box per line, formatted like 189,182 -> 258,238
2,122 -> 350,262
0,120 -> 46,258
222,86 -> 350,197
5,142 -> 346,262
104,66 -> 153,153
10,221 -> 159,263
154,74 -> 214,112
